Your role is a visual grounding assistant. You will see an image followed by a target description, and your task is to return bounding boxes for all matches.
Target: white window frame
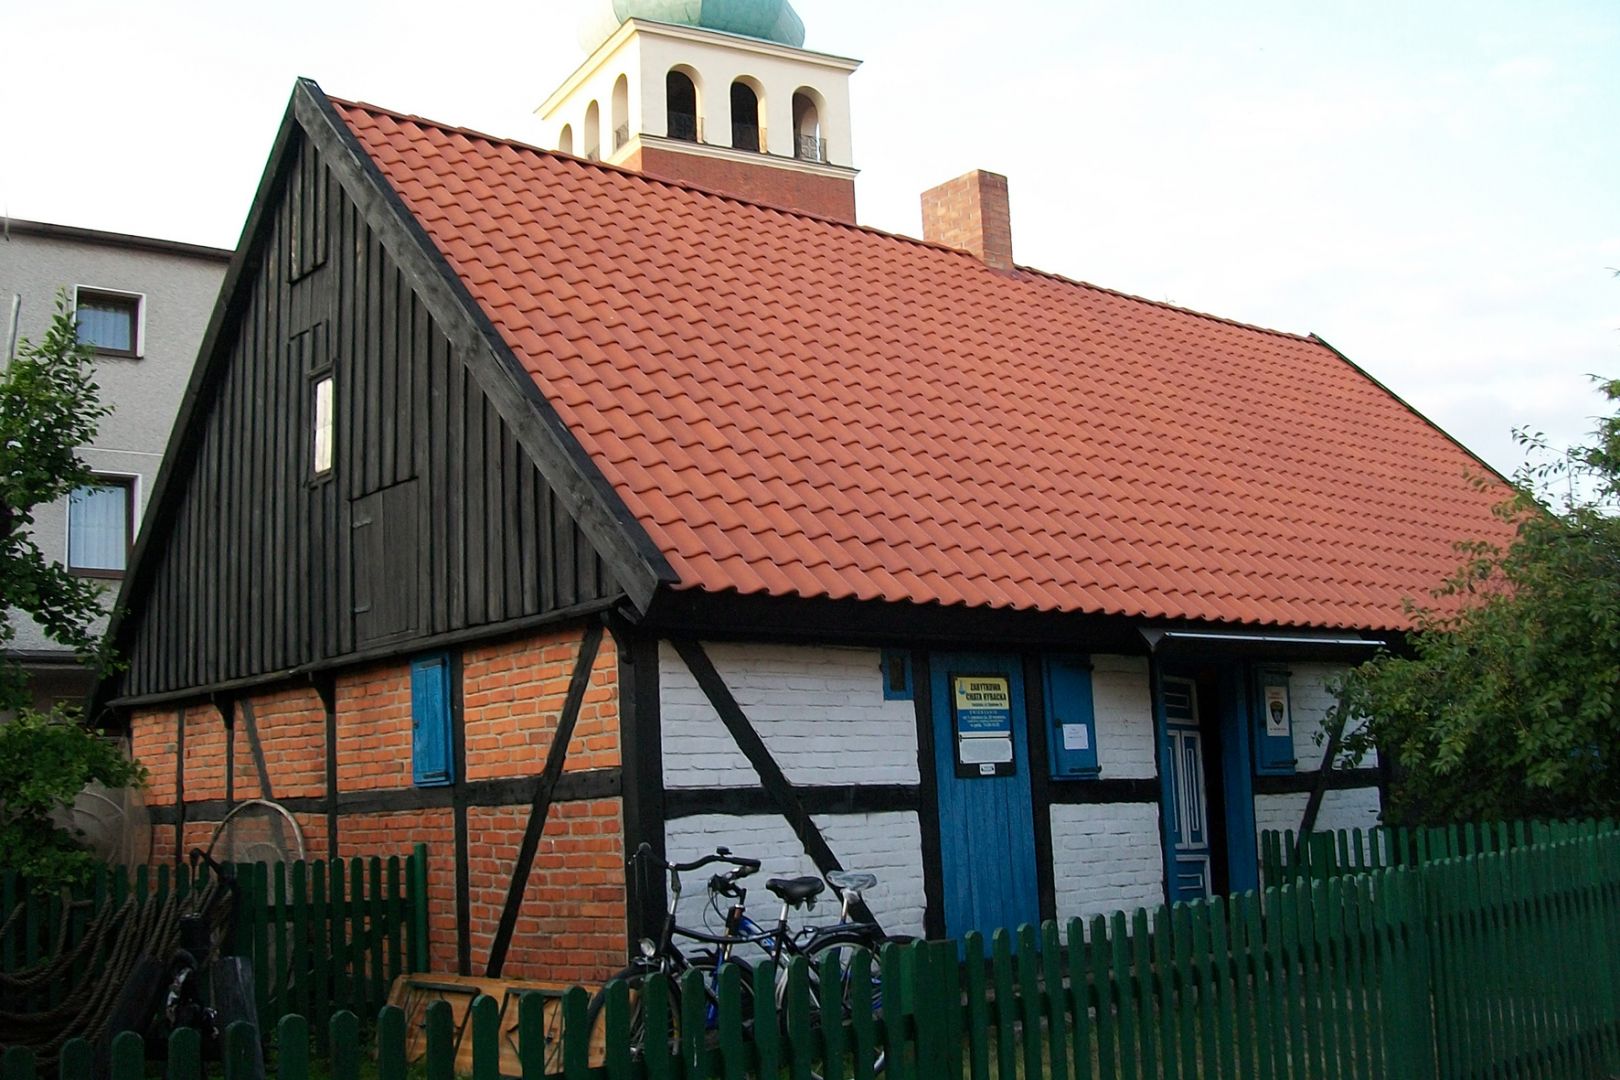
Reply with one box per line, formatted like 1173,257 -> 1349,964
312,375 -> 335,477
71,285 -> 146,358
65,471 -> 139,578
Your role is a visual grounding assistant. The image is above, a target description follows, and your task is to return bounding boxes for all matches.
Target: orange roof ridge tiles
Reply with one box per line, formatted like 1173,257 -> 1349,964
332,93 -> 1518,633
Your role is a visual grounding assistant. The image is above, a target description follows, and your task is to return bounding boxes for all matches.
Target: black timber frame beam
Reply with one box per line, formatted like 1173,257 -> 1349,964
670,639 -> 879,931
486,622 -> 604,977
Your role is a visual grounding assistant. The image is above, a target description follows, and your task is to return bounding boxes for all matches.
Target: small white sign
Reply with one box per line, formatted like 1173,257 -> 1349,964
979,763 -> 996,776
958,735 -> 1014,764
1265,685 -> 1290,736
1061,724 -> 1090,751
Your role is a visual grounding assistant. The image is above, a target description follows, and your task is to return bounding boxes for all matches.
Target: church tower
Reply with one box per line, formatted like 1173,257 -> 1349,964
538,1 -> 859,222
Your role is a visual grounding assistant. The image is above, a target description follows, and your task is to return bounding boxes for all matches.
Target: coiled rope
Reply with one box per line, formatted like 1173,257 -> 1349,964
0,879 -> 228,1067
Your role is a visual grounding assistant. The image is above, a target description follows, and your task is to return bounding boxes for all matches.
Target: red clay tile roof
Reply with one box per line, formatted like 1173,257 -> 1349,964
336,99 -> 1513,632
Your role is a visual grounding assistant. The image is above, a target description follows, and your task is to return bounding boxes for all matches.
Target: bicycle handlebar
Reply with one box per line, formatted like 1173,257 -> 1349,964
632,842 -> 761,875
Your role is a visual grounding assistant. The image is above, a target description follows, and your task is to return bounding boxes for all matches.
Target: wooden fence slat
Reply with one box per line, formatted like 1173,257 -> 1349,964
964,931 -> 991,1080
1016,925 -> 1044,1080
992,929 -> 1019,1080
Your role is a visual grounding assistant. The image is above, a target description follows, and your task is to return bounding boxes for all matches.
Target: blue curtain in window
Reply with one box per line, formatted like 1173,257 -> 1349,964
69,483 -> 128,570
76,302 -> 133,352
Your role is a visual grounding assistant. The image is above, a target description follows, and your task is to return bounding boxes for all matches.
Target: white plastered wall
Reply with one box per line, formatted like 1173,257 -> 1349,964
664,811 -> 926,939
1285,662 -> 1378,770
1049,802 -> 1164,929
659,642 -> 918,788
1090,654 -> 1156,779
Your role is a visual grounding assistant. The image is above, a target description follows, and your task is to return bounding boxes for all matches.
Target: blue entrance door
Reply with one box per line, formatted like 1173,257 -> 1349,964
931,653 -> 1040,940
1161,676 -> 1214,902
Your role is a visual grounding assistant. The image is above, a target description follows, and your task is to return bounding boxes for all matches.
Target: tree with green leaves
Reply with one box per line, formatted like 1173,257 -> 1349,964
0,294 -> 144,890
1335,376 -> 1620,825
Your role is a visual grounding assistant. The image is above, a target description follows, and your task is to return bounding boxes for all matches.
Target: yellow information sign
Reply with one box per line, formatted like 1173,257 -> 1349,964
953,675 -> 1011,734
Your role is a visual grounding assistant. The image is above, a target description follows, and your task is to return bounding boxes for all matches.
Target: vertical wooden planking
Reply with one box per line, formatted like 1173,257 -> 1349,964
1044,922 -> 1072,1080
279,1015 -> 310,1080
1207,897 -> 1237,1080
786,955 -> 817,1080
1229,893 -> 1258,1080
424,999 -> 454,1080
59,1038 -> 93,1080
273,862 -> 289,1018
349,856 -> 366,1016
109,1031 -> 143,1080
753,962 -> 781,1080
818,949 -> 849,1080
964,932 -> 991,1080
1017,925 -> 1045,1080
1090,915 -> 1118,1080
224,1021 -> 258,1080
385,855 -> 403,985
368,857 -> 385,1011
1190,903 -> 1218,1080
992,930 -> 1019,1080
409,844 -> 430,972
312,859 -> 331,1038
1129,910 -> 1154,1079
1150,908 -> 1178,1080
516,992 -> 546,1080
375,1008 -> 403,1080
470,994 -> 499,1080
330,1011 -> 359,1080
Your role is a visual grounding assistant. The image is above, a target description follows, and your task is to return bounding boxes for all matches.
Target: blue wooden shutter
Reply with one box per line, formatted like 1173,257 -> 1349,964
1043,656 -> 1100,778
412,653 -> 454,787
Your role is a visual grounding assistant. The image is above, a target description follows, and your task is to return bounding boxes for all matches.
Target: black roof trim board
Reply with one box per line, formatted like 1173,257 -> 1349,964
94,79 -> 674,713
294,81 -> 675,606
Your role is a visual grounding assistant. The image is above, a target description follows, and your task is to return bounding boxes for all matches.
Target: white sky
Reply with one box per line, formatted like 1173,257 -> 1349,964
3,0 -> 1615,479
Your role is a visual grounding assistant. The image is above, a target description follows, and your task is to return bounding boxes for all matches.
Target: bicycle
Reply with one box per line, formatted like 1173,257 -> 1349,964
582,845 -> 895,1070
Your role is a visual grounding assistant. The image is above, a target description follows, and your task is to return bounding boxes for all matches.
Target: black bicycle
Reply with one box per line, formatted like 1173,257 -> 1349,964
582,845 -> 895,1069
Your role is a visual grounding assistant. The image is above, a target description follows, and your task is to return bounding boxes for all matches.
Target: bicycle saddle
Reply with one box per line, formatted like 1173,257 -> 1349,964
826,871 -> 877,893
766,876 -> 825,905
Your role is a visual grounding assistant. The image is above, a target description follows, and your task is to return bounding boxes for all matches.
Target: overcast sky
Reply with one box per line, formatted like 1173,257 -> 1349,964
3,0 -> 1615,479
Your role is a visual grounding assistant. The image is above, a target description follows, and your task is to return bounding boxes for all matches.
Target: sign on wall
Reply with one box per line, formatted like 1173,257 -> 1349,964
1253,668 -> 1297,775
952,673 -> 1014,777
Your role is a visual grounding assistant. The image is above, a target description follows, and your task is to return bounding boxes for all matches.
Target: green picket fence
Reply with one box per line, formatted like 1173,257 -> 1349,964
9,825 -> 1619,1080
1259,818 -> 1613,888
0,845 -> 430,1053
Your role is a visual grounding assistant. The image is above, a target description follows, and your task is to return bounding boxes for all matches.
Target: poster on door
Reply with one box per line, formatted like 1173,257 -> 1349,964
953,674 -> 1014,777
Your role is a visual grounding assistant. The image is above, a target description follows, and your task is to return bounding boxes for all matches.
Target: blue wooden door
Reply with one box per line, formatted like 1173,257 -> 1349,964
931,653 -> 1040,940
1161,676 -> 1213,902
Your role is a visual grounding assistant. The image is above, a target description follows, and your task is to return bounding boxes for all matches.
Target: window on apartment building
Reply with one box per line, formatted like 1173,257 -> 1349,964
73,288 -> 142,357
312,375 -> 335,477
68,475 -> 134,578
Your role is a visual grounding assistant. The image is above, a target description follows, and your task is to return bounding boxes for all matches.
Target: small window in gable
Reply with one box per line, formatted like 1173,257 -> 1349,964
74,288 -> 141,357
559,123 -> 574,155
312,375 -> 335,477
881,649 -> 913,701
412,653 -> 454,787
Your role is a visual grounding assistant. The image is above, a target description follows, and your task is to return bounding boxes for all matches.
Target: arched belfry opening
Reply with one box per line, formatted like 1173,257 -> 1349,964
730,80 -> 762,152
583,100 -> 601,159
666,69 -> 699,142
792,89 -> 824,162
611,75 -> 630,153
539,4 -> 859,220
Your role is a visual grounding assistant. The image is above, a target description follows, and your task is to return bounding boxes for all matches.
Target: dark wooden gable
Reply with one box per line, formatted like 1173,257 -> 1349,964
113,106 -> 637,701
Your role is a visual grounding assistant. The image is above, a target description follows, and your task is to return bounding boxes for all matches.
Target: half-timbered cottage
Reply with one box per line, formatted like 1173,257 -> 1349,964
99,6 -> 1514,986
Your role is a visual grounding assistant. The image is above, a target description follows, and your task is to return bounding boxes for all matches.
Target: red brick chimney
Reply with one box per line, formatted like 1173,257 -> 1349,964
921,170 -> 1013,270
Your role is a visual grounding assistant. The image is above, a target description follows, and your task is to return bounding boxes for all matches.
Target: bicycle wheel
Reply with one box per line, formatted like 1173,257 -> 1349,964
798,931 -> 909,1076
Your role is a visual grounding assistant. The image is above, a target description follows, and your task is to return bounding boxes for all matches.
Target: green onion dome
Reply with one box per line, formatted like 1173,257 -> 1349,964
578,0 -> 806,50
